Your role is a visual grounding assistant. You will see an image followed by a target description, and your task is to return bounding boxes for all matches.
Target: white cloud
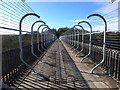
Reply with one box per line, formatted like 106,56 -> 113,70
71,19 -> 87,23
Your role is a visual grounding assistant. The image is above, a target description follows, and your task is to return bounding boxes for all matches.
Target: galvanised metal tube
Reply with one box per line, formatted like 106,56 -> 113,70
38,24 -> 49,51
87,14 -> 107,74
44,29 -> 50,48
70,29 -> 75,49
72,26 -> 80,51
72,30 -> 74,46
78,21 -> 92,63
37,24 -> 46,53
31,20 -> 46,58
19,13 -> 40,73
37,23 -> 46,54
73,29 -> 77,48
19,13 -> 50,81
41,26 -> 50,50
76,28 -> 80,50
70,25 -> 85,57
46,29 -> 56,45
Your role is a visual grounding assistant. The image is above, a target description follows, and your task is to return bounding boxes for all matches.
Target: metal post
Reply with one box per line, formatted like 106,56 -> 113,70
78,21 -> 92,63
31,20 -> 46,58
87,14 -> 107,74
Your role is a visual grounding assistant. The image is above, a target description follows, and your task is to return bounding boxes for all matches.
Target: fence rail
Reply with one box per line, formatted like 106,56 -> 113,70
61,32 -> 120,82
61,15 -> 120,82
1,0 -> 120,89
0,0 -> 57,88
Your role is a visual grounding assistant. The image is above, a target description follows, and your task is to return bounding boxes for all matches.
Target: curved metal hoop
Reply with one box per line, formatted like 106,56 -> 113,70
38,25 -> 49,51
19,13 -> 40,72
41,26 -> 50,50
31,20 -> 46,58
87,14 -> 107,74
72,25 -> 85,57
78,21 -> 92,63
38,24 -> 46,52
72,25 -> 82,52
19,13 -> 49,81
43,28 -> 49,49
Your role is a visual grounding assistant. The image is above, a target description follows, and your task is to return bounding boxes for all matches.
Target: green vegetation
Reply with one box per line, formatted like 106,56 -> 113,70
56,27 -> 70,38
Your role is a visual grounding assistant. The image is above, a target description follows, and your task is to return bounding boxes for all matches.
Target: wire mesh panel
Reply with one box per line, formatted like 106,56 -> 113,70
60,22 -> 120,82
0,0 -> 35,87
0,0 -> 57,88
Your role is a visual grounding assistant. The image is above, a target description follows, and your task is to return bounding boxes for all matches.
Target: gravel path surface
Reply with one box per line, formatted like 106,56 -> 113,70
18,39 -> 89,89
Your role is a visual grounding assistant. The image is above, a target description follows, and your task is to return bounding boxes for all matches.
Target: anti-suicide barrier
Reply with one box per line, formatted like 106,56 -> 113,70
2,13 -> 57,89
60,14 -> 120,82
1,0 -> 120,89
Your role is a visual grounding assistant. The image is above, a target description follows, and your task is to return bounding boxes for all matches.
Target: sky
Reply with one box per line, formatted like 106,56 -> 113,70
27,2 -> 107,29
0,0 -> 119,35
26,1 -> 119,32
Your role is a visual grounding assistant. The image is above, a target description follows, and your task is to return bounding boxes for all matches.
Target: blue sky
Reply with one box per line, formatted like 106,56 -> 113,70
27,2 -> 107,29
0,0 -> 118,35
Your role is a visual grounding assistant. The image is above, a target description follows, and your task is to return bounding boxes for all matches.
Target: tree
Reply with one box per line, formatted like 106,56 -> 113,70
56,27 -> 70,38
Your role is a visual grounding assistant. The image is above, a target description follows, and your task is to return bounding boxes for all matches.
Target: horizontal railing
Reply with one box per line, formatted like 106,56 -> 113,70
60,13 -> 120,82
2,41 -> 55,88
62,35 -> 120,82
1,0 -> 57,88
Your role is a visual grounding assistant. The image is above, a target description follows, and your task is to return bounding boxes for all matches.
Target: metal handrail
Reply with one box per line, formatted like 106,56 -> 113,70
78,21 -> 92,63
87,14 -> 107,74
0,26 -> 30,33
